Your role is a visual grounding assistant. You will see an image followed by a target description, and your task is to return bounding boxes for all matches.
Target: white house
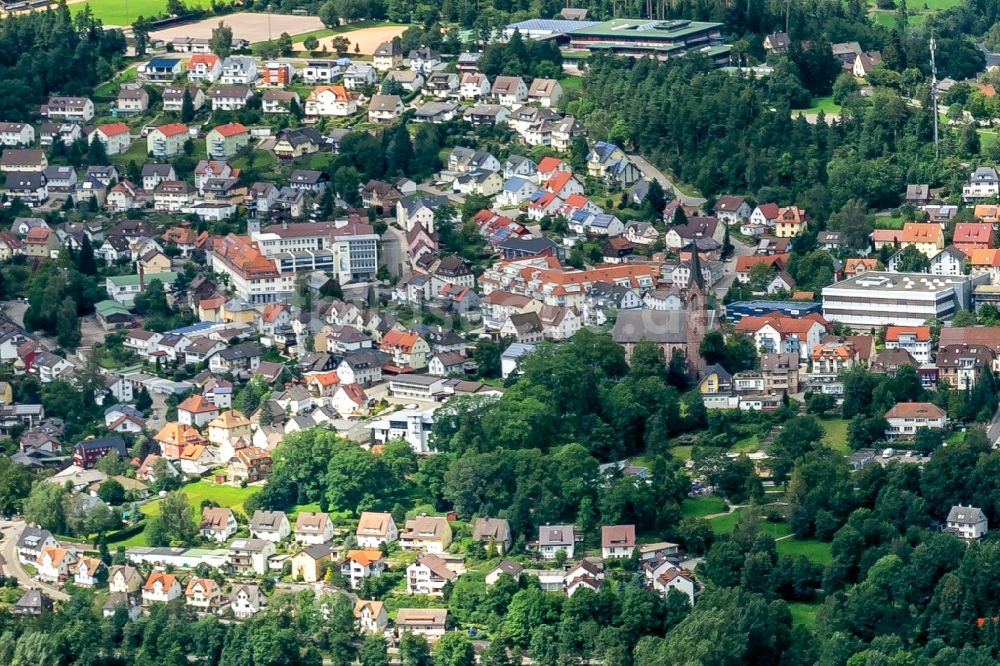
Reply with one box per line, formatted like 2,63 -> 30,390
355,512 -> 398,547
538,524 -> 575,560
405,553 -> 457,596
249,510 -> 291,542
600,524 -> 636,559
946,505 -> 988,540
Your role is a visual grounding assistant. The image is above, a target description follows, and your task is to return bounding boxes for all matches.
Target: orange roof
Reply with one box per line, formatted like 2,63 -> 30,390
156,123 -> 188,137
777,206 -> 807,225
346,549 -> 384,566
260,302 -> 286,323
144,572 -> 177,590
185,577 -> 218,595
898,222 -> 942,244
544,171 -> 573,194
199,296 -> 225,309
735,312 -> 829,337
97,122 -> 130,137
163,226 -> 198,245
308,371 -> 340,387
563,193 -> 589,209
38,545 -> 70,567
154,422 -> 205,446
339,383 -> 368,405
970,248 -> 1000,267
309,85 -> 351,101
177,394 -> 219,414
179,443 -> 207,461
974,204 -> 998,219
884,401 -> 946,419
885,325 -> 930,342
24,227 -> 51,242
978,83 -> 997,97
811,342 -> 853,360
213,234 -> 279,279
537,156 -> 564,173
735,253 -> 789,273
381,329 -> 419,351
211,122 -> 248,138
208,410 -> 251,429
188,53 -> 219,69
845,257 -> 878,273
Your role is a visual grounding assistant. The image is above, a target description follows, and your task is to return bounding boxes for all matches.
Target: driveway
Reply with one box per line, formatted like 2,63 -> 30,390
713,236 -> 756,300
627,153 -> 706,207
0,520 -> 70,600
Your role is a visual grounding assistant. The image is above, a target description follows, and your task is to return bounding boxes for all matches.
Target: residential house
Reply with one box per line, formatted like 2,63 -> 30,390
185,578 -> 222,613
774,206 -> 809,238
491,76 -> 528,106
713,195 -> 752,225
228,446 -> 272,483
601,525 -> 636,558
72,436 -> 127,469
356,511 -> 398,548
400,516 -> 453,553
142,572 -> 182,606
295,512 -> 334,545
220,56 -> 258,84
527,78 -> 562,107
538,524 -> 575,559
229,538 -> 276,575
36,545 -> 76,583
44,96 -> 94,122
472,518 -> 512,555
262,60 -> 295,86
408,46 -> 441,74
147,123 -> 189,158
162,85 -> 205,112
250,510 -> 290,542
199,507 -> 238,542
459,73 -> 491,99
305,85 -> 357,117
425,72 -> 459,97
188,53 -> 222,82
355,599 -> 388,633
0,122 -> 34,146
373,40 -> 403,70
16,527 -> 55,565
206,123 -> 250,159
8,174 -> 49,207
231,584 -> 265,619
341,549 -> 386,589
369,94 -> 405,123
291,544 -> 336,583
262,89 -> 300,114
884,325 -> 932,363
177,394 -> 221,427
342,64 -> 377,89
394,608 -> 448,640
89,123 -> 131,156
884,402 -> 947,439
587,141 -> 640,186
946,505 -> 988,540
406,553 -> 457,595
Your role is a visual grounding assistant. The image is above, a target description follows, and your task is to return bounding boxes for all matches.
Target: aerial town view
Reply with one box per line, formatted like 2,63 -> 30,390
2,0 -> 1000,662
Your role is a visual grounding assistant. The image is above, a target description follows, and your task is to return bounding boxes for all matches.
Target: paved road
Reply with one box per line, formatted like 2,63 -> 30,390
627,153 -> 707,207
0,520 -> 70,600
712,236 -> 755,300
987,404 -> 1000,445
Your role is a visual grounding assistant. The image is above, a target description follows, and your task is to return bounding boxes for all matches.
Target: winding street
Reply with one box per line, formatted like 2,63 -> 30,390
0,519 -> 70,601
627,153 -> 707,207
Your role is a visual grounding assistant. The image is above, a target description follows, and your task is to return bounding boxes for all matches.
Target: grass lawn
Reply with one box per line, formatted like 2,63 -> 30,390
731,434 -> 761,453
945,430 -> 966,445
106,528 -> 151,547
709,509 -> 792,538
776,537 -> 834,564
788,601 -> 822,626
794,95 -> 841,115
980,130 -> 999,151
670,445 -> 693,462
682,496 -> 726,518
559,75 -> 584,93
288,20 -> 397,42
873,213 -> 905,229
819,418 -> 851,455
71,0 -> 228,26
142,479 -> 259,517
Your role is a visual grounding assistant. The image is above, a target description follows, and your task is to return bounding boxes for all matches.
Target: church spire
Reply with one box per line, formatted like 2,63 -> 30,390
686,241 -> 705,293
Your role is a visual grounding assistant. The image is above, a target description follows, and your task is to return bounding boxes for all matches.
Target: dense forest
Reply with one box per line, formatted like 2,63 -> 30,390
0,3 -> 125,120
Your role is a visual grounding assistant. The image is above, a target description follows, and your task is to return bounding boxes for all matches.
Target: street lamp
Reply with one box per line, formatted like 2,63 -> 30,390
267,4 -> 273,42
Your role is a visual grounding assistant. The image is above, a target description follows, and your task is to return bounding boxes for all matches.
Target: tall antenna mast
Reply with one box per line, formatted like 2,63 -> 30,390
931,32 -> 939,159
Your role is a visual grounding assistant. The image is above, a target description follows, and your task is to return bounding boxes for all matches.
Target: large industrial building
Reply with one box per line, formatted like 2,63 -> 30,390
821,272 -> 988,329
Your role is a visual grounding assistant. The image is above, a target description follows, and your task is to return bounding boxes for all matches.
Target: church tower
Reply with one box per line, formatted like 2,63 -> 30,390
685,242 -> 708,378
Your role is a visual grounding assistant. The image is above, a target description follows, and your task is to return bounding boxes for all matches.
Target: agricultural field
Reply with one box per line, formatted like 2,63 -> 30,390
294,23 -> 407,55
868,0 -> 962,29
71,0 -> 227,27
149,11 -> 322,43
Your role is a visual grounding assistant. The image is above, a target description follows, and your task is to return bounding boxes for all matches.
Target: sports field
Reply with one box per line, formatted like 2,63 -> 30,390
295,24 -> 407,55
149,11 -> 323,43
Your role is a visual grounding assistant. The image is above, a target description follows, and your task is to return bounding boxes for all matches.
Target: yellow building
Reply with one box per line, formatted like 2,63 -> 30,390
774,206 -> 809,238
